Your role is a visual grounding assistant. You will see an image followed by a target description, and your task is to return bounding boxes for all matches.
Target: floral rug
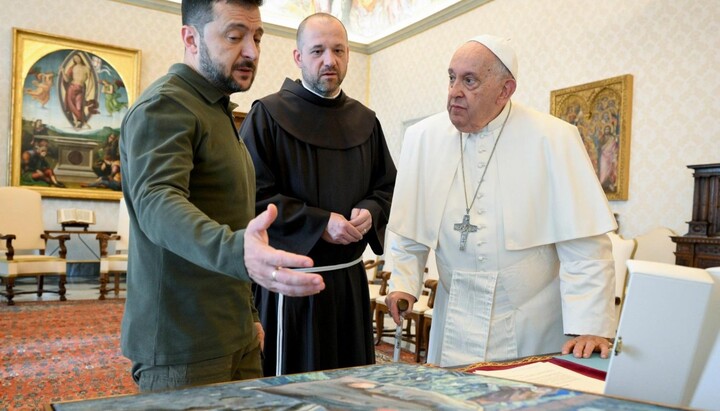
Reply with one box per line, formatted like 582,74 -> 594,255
374,341 -> 419,364
0,299 -> 415,410
0,299 -> 138,411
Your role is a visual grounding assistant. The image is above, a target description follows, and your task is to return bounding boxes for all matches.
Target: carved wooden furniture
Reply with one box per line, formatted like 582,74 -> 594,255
373,270 -> 401,345
373,269 -> 433,362
672,163 -> 720,269
96,198 -> 129,299
365,257 -> 384,316
0,187 -> 69,305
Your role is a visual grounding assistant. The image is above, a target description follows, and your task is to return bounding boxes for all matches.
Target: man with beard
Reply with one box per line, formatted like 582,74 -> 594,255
240,13 -> 396,376
119,0 -> 325,392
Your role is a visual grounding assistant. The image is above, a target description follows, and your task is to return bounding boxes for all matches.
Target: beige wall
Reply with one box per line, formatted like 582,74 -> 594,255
1,0 -> 719,240
369,0 -> 720,238
0,0 -> 368,231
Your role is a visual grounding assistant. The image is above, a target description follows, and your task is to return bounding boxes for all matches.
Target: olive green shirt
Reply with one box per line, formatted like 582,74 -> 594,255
120,63 -> 257,365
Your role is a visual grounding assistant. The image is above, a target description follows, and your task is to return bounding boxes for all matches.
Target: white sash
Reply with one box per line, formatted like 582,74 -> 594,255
440,269 -> 498,367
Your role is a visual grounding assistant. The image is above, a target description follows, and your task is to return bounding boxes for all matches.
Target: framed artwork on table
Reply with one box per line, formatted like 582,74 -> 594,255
10,28 -> 141,200
550,74 -> 633,201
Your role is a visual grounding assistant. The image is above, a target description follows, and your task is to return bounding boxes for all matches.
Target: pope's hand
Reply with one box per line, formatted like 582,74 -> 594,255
562,334 -> 613,359
386,291 -> 417,325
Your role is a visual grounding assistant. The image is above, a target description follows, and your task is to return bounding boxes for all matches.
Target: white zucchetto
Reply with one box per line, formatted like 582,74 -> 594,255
468,34 -> 518,80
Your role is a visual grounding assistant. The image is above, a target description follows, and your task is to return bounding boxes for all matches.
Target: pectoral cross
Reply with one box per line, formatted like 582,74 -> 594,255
454,214 -> 477,251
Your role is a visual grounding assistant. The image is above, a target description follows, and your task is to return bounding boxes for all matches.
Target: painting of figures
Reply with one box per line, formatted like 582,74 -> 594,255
11,29 -> 140,200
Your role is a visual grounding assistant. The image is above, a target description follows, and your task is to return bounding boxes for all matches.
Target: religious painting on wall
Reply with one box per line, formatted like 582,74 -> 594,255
550,74 -> 633,201
10,28 -> 141,200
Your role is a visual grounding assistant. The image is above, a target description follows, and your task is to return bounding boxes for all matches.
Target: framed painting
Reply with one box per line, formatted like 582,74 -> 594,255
10,28 -> 141,200
550,74 -> 633,201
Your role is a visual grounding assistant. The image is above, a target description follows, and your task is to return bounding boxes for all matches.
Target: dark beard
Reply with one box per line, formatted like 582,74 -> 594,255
198,41 -> 255,94
303,69 -> 343,97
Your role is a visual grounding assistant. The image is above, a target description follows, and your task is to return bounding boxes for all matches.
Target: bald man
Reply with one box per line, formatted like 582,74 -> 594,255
240,13 -> 396,376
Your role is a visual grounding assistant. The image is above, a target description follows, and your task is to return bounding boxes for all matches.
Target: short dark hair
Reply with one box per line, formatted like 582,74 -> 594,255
182,0 -> 263,32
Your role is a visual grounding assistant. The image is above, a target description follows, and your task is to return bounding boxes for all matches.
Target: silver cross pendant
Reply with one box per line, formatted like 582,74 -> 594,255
453,214 -> 478,251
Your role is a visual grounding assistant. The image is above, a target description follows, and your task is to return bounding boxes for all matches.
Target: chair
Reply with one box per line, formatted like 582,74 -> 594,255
633,227 -> 678,264
416,278 -> 438,363
365,257 -> 384,315
96,198 -> 129,299
374,269 -> 431,362
373,270 -> 400,344
607,232 -> 636,330
363,246 -> 385,314
0,187 -> 69,305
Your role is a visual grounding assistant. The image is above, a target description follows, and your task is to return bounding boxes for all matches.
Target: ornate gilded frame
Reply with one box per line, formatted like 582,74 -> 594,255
10,28 -> 141,200
551,74 -> 633,201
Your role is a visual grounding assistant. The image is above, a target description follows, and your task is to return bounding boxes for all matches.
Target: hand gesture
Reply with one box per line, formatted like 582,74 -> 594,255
244,204 -> 325,296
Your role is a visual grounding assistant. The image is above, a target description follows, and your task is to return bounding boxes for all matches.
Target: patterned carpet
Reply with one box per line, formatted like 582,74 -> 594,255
0,299 -> 138,411
374,340 -> 418,364
0,299 -> 415,410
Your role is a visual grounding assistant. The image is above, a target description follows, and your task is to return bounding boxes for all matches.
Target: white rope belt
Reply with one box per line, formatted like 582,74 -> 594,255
275,256 -> 363,376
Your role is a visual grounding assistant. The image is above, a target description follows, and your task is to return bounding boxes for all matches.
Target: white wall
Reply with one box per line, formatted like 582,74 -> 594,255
369,0 -> 720,238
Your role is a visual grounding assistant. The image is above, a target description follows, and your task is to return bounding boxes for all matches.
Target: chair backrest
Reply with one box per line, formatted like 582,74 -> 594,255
115,197 -> 130,252
608,232 -> 637,332
364,257 -> 385,283
608,232 -> 637,303
633,227 -> 677,265
0,187 -> 46,251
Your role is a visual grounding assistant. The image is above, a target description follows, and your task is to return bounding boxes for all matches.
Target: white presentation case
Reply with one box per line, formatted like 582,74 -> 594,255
604,260 -> 714,408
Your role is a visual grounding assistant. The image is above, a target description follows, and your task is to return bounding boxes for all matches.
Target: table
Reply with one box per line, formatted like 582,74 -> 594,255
50,363 -> 679,410
45,229 -> 116,261
45,228 -> 118,298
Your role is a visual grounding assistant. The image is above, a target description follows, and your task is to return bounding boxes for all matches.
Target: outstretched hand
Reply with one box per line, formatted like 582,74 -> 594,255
562,335 -> 613,359
244,204 -> 325,296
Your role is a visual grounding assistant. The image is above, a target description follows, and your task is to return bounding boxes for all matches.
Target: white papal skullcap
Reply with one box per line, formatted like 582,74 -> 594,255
468,34 -> 518,80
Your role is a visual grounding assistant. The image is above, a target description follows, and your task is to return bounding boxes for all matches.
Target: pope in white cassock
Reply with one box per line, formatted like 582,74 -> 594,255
385,35 -> 618,367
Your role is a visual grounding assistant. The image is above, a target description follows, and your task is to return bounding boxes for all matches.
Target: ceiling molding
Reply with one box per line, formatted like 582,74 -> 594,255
111,0 -> 180,14
363,0 -> 493,54
110,0 -> 492,55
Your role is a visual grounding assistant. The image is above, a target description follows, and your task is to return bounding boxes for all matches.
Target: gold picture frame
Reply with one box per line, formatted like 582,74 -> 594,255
10,28 -> 141,200
550,74 -> 633,201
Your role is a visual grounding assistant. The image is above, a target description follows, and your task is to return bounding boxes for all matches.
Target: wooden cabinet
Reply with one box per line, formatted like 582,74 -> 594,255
673,236 -> 720,269
232,111 -> 246,129
672,163 -> 720,269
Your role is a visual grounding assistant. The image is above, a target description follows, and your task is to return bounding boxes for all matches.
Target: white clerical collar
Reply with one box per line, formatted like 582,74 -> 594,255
301,79 -> 342,99
473,101 -> 512,135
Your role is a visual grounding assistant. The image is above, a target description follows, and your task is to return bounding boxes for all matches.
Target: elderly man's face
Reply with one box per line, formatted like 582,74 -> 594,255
446,42 -> 508,133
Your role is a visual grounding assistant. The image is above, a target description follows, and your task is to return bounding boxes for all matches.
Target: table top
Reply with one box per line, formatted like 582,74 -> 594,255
45,230 -> 116,235
51,363 -> 679,410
